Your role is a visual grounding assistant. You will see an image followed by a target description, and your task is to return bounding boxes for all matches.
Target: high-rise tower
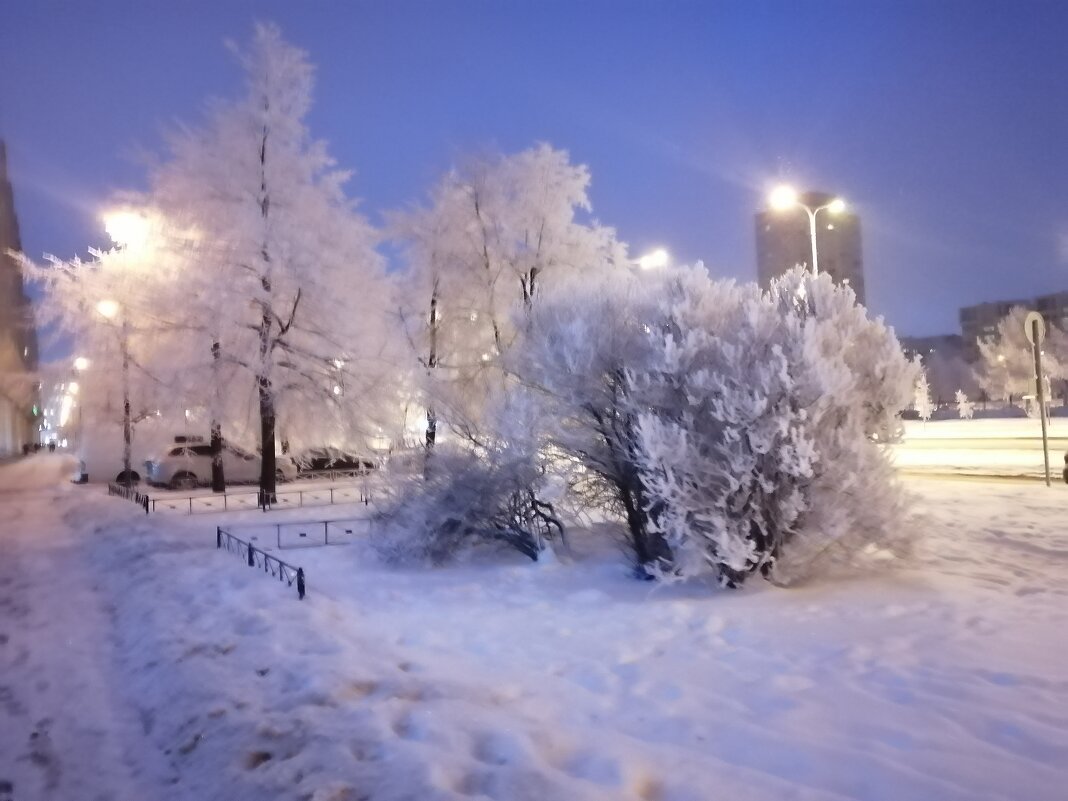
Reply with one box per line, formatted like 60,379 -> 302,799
755,190 -> 865,304
0,140 -> 40,453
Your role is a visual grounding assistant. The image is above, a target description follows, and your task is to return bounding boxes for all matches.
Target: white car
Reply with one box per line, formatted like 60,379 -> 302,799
146,443 -> 298,490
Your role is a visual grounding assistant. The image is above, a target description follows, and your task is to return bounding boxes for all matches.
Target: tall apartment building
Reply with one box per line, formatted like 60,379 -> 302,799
755,190 -> 865,304
0,140 -> 40,454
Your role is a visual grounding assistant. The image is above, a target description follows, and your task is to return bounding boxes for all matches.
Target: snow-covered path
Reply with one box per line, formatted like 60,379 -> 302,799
0,456 -> 166,799
1,456 -> 1066,800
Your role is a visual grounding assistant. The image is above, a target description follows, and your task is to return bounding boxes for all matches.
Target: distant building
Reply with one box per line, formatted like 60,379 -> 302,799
959,291 -> 1068,361
755,190 -> 865,304
0,140 -> 40,454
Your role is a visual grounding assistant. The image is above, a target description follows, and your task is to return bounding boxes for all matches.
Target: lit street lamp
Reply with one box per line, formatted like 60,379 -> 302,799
636,248 -> 670,270
101,207 -> 150,488
767,185 -> 846,275
97,296 -> 134,486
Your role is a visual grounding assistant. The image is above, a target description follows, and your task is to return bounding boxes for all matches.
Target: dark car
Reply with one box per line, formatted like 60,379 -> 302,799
297,449 -> 377,474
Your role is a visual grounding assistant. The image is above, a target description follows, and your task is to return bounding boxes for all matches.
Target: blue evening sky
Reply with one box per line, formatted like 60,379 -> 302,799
2,0 -> 1066,358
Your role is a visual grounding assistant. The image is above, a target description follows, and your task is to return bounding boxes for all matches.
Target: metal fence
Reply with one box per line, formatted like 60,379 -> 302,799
108,480 -> 375,515
107,482 -> 150,514
216,526 -> 306,600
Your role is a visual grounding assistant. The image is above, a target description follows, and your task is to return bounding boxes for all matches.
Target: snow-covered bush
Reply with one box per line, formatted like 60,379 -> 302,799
513,267 -> 673,571
628,271 -> 815,586
913,358 -> 934,421
627,268 -> 916,586
375,391 -> 564,564
518,266 -> 917,587
956,389 -> 974,419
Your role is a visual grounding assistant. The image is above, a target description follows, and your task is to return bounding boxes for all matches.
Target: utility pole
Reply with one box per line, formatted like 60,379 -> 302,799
1024,311 -> 1051,487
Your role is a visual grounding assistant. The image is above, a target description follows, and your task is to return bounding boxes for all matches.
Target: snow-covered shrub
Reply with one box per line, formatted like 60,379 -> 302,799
375,391 -> 564,564
513,267 -> 673,571
629,271 -> 817,586
768,271 -> 918,584
522,266 -> 917,587
956,389 -> 974,419
913,358 -> 934,421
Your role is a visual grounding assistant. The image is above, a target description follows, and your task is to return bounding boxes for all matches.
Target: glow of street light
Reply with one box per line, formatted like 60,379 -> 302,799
768,185 -> 799,211
97,299 -> 120,319
827,198 -> 847,215
637,248 -> 670,270
68,382 -> 79,395
103,209 -> 150,250
73,356 -> 90,371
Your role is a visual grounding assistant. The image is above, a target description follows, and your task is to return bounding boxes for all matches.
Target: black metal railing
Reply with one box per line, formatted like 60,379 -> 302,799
216,526 -> 305,600
107,482 -> 150,514
142,481 -> 374,515
271,516 -> 372,549
217,514 -> 372,551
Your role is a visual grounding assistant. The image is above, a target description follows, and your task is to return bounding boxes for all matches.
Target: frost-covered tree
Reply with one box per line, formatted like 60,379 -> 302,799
955,389 -> 974,419
390,144 -> 627,468
913,357 -> 934,421
977,306 -> 1068,404
17,229 -> 177,483
148,23 -> 391,496
514,266 -> 673,570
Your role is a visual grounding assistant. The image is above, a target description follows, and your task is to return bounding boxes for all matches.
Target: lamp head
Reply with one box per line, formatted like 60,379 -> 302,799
768,185 -> 799,211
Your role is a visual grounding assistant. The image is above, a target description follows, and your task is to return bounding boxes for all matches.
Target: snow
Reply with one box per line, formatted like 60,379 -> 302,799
2,454 -> 1067,800
892,418 -> 1067,477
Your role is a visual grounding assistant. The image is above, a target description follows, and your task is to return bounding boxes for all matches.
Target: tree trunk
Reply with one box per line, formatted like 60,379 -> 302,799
120,316 -> 132,487
210,338 -> 226,493
259,372 -> 277,503
424,284 -> 439,478
256,115 -> 275,504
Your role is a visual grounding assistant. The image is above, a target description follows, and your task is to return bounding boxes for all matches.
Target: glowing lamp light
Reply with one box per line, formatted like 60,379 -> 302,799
96,299 -> 120,319
827,198 -> 847,215
333,385 -> 342,396
768,185 -> 799,211
637,248 -> 670,270
68,382 -> 79,395
73,356 -> 90,371
103,210 -> 150,251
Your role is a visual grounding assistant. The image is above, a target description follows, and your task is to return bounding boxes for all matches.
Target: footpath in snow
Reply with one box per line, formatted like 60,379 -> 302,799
1,455 -> 1066,800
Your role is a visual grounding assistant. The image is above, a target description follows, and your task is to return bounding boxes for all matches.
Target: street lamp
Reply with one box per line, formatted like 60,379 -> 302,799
767,185 -> 846,275
97,297 -> 135,486
637,248 -> 670,270
104,209 -> 151,251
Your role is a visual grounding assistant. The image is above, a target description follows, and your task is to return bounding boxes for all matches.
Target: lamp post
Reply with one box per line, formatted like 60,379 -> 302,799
72,357 -> 88,480
102,208 -> 150,488
96,298 -> 133,486
767,186 -> 846,275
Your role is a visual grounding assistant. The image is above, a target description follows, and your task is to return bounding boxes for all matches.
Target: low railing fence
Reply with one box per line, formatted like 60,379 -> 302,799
271,515 -> 373,550
216,526 -> 306,600
107,482 -> 150,514
112,481 -> 375,515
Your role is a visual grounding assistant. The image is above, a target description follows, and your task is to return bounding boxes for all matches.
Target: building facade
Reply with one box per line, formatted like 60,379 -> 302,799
959,291 -> 1068,361
0,140 -> 40,455
755,190 -> 865,304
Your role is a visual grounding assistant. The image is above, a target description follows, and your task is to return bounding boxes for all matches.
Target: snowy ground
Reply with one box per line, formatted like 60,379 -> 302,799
1,455 -> 1067,800
892,418 -> 1066,478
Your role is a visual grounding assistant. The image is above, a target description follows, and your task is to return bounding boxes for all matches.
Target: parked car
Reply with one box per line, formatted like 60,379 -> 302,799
76,420 -> 199,485
296,448 -> 378,474
146,442 -> 298,489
